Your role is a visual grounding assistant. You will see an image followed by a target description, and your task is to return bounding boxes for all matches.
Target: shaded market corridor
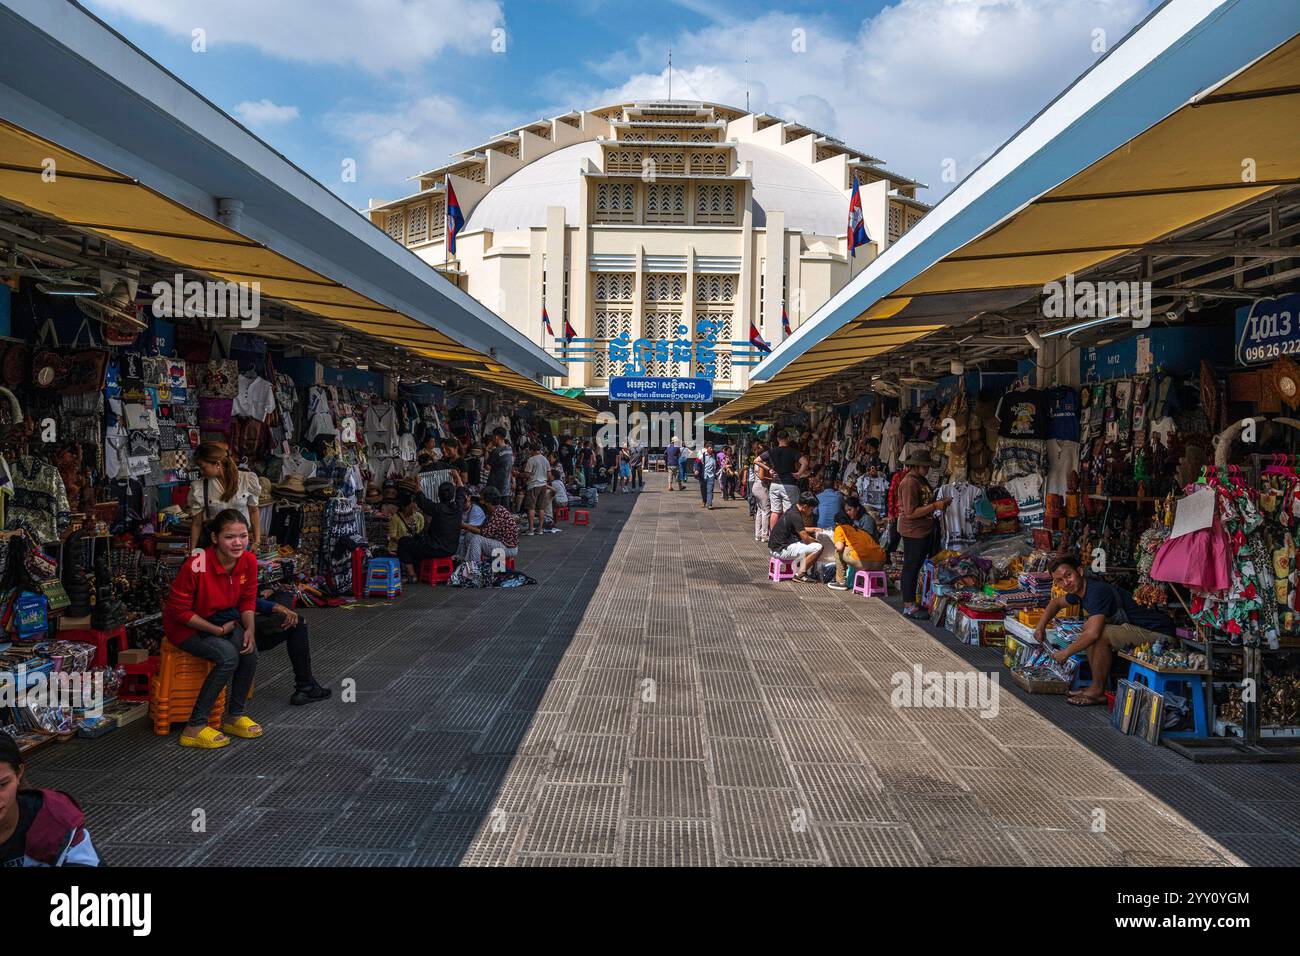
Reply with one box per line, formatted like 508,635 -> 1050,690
25,485 -> 1300,865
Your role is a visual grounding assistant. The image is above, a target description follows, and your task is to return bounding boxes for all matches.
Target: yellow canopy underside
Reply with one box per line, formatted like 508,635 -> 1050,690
0,120 -> 596,420
711,35 -> 1300,423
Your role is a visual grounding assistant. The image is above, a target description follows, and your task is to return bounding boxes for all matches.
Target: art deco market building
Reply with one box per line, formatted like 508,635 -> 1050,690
366,101 -> 930,404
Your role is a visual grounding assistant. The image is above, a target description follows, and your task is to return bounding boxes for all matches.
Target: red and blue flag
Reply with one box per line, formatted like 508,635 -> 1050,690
542,305 -> 555,337
563,316 -> 578,342
781,303 -> 792,339
446,178 -> 465,255
749,320 -> 771,354
847,174 -> 870,258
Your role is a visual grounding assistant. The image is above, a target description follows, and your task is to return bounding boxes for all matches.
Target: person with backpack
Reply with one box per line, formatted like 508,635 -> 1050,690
0,734 -> 100,867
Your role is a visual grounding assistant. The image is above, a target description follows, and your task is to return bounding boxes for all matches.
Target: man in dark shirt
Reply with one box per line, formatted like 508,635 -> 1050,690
759,430 -> 810,532
1036,554 -> 1177,706
664,437 -> 683,491
768,492 -> 824,582
486,428 -> 514,499
397,480 -> 463,567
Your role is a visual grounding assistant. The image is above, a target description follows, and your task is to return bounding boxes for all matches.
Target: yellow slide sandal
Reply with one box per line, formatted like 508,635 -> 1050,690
221,716 -> 263,739
179,726 -> 229,749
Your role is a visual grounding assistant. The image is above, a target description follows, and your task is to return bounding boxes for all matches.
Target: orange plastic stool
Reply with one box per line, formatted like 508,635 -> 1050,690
572,509 -> 590,526
419,556 -> 455,585
149,639 -> 226,735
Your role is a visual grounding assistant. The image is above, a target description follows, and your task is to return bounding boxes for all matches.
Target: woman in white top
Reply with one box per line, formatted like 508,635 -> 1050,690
188,442 -> 262,551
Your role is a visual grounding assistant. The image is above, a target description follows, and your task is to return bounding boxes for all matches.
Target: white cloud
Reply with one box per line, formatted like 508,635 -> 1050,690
234,99 -> 300,127
88,0 -> 503,73
325,95 -> 514,194
586,0 -> 1155,197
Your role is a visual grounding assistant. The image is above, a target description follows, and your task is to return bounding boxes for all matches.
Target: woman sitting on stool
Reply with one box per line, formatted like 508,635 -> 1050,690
162,508 -> 262,750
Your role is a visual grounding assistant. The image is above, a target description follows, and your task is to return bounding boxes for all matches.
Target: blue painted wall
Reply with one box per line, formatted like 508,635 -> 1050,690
1081,325 -> 1231,379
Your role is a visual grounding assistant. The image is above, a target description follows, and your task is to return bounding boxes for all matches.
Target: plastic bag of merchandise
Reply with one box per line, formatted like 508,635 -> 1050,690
493,570 -> 537,589
450,560 -> 490,588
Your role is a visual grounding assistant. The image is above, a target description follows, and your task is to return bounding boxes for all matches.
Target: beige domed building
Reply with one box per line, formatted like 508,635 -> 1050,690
366,101 -> 930,403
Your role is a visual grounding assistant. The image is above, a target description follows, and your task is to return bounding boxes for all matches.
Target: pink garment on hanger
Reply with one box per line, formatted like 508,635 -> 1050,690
1150,512 -> 1231,592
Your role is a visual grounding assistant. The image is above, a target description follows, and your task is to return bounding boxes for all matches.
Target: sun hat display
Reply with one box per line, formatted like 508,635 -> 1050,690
903,449 -> 935,467
273,475 -> 307,499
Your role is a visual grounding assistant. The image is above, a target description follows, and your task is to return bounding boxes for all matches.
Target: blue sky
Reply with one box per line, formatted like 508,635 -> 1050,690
84,0 -> 1157,208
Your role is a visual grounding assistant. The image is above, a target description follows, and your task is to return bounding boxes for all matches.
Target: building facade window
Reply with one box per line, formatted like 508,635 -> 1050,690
385,209 -> 405,242
888,203 -> 904,243
595,181 -> 637,223
695,183 -> 737,225
645,183 -> 686,224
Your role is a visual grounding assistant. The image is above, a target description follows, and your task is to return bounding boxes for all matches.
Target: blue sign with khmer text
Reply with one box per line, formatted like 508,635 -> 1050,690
609,377 -> 713,402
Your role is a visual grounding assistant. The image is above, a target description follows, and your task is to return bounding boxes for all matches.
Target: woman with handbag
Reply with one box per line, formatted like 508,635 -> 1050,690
187,442 -> 262,552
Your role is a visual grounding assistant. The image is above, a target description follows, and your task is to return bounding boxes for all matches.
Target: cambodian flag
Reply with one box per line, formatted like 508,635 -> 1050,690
781,304 -> 792,339
446,178 -> 465,255
542,305 -> 555,338
563,316 -> 578,342
847,174 -> 870,258
749,320 -> 771,354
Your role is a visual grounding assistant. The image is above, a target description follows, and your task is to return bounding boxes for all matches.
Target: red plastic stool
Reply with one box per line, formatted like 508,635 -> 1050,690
119,657 -> 159,702
572,509 -> 590,526
555,506 -> 569,521
60,626 -> 128,668
419,556 -> 455,585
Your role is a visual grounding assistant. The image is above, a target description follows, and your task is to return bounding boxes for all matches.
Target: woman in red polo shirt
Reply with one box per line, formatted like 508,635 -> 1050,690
163,508 -> 262,749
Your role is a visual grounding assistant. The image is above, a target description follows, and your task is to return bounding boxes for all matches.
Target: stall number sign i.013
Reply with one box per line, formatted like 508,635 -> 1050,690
1236,293 -> 1300,366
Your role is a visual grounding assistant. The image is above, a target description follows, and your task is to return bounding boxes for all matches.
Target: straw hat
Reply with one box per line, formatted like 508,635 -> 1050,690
273,475 -> 307,499
257,476 -> 274,507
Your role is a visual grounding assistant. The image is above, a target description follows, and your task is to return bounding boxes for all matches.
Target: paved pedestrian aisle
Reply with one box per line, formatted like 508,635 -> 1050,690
25,484 -> 1300,865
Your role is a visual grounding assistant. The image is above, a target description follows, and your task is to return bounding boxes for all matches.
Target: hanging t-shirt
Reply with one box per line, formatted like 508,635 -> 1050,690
231,371 -> 276,421
997,388 -> 1050,440
1047,386 -> 1080,442
1004,474 -> 1045,528
936,481 -> 984,548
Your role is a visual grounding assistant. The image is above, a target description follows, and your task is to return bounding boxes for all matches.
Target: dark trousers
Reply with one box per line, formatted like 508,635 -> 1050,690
631,464 -> 643,488
254,598 -> 315,689
721,474 -> 738,499
900,534 -> 932,606
397,535 -> 452,566
180,608 -> 257,727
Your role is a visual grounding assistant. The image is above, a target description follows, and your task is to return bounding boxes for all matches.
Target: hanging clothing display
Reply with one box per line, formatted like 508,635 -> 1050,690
935,479 -> 984,548
996,386 -> 1049,439
231,369 -> 276,420
8,456 -> 70,543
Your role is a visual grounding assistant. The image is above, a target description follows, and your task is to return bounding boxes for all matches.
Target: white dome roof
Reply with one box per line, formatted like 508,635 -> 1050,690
463,140 -> 846,236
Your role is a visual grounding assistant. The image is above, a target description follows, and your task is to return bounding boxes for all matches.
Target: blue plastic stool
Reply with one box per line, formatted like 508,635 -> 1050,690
365,557 -> 402,599
1069,654 -> 1092,691
1124,659 -> 1210,739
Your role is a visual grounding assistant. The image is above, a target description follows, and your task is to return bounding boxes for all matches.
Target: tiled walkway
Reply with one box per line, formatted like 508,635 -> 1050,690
25,482 -> 1300,865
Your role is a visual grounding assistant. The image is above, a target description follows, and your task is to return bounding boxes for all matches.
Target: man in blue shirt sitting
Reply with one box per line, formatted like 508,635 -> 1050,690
810,476 -> 843,531
1034,554 -> 1177,706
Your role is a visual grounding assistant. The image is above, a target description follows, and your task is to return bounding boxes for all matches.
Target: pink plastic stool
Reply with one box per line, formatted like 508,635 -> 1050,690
852,569 -> 888,597
768,556 -> 796,582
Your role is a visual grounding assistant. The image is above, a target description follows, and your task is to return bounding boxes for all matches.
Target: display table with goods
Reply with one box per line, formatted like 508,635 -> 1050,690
1140,448 -> 1300,761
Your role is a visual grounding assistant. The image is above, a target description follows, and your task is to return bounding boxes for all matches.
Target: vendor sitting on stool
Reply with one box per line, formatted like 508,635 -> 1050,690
1037,554 -> 1178,706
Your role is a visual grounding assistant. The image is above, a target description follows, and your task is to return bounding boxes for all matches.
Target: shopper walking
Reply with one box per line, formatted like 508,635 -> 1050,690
163,509 -> 262,749
749,442 -> 772,542
720,445 -> 739,500
523,446 -> 554,535
629,440 -> 646,491
664,436 -> 683,490
896,450 -> 951,620
696,442 -> 719,509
